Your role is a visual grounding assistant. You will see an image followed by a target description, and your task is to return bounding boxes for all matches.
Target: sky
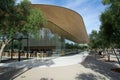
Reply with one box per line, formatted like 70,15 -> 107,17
17,0 -> 106,34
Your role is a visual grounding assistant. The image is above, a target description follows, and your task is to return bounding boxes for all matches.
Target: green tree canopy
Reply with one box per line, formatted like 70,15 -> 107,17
0,0 -> 31,38
89,30 -> 98,48
22,8 -> 46,38
100,0 -> 120,47
0,0 -> 46,39
0,0 -> 46,61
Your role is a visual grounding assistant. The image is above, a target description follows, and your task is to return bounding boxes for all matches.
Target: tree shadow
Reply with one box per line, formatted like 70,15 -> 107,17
0,67 -> 24,80
40,77 -> 54,80
75,73 -> 106,80
0,58 -> 55,80
1,58 -> 55,68
81,55 -> 120,80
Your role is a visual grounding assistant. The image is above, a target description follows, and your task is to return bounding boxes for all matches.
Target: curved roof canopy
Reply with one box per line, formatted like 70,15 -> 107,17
31,4 -> 89,43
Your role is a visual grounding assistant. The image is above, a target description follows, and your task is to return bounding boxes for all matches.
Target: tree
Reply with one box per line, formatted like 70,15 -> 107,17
89,30 -> 100,49
22,8 -> 46,38
0,0 -> 46,61
0,0 -> 31,36
0,0 -> 18,62
99,0 -> 120,63
101,0 -> 120,46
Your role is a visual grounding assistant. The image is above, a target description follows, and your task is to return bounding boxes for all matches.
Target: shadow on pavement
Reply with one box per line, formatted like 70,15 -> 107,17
80,54 -> 120,80
0,58 -> 55,80
0,67 -> 24,80
40,77 -> 54,80
76,73 -> 106,80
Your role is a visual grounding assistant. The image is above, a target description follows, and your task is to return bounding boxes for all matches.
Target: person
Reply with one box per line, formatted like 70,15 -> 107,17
99,50 -> 102,55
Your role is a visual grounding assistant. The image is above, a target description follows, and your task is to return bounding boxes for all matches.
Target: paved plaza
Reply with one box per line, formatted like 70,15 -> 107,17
0,51 -> 120,80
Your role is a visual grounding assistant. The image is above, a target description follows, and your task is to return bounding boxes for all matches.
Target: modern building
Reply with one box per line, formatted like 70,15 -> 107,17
22,4 -> 89,54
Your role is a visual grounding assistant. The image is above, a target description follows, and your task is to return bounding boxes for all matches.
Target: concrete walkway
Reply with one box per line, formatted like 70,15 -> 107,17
0,51 -> 120,80
14,52 -> 120,80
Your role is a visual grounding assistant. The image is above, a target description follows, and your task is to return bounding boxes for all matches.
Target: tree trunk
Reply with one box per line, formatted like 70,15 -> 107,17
106,48 -> 110,61
108,52 -> 110,61
0,43 -> 6,62
112,47 -> 120,65
0,40 -> 11,62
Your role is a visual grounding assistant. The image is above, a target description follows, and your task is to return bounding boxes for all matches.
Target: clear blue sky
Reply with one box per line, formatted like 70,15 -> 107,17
17,0 -> 106,34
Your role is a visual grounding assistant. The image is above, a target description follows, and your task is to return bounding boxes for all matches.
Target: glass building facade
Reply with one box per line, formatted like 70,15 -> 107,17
22,4 -> 89,55
22,27 -> 65,54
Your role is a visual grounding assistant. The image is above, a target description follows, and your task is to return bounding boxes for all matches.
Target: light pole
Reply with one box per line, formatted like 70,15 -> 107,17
26,33 -> 29,59
16,32 -> 23,61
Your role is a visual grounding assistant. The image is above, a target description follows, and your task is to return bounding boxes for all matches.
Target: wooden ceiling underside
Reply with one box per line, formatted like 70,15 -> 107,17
31,4 -> 89,43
